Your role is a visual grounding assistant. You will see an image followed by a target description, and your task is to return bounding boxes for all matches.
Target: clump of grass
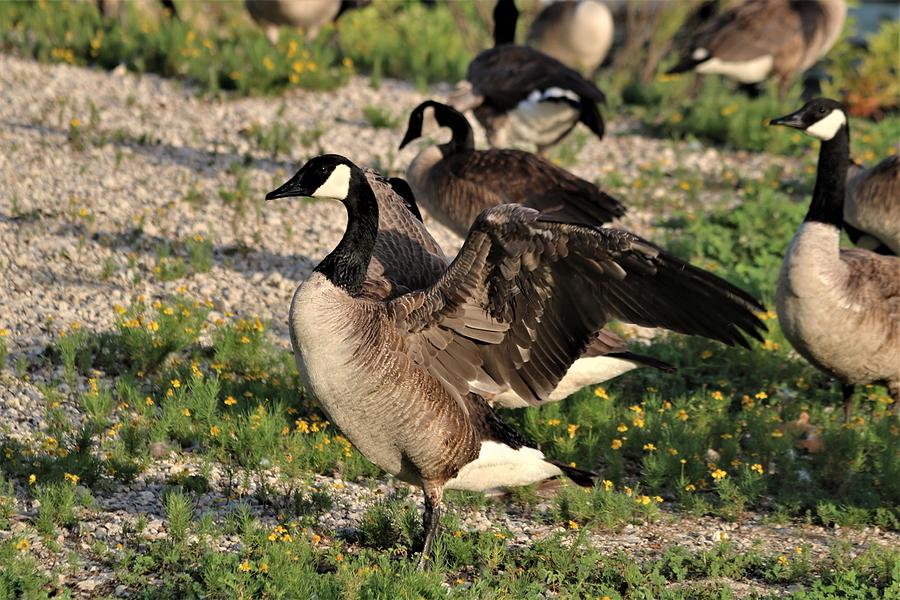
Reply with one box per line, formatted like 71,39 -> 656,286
362,105 -> 400,130
34,480 -> 83,537
243,116 -> 298,160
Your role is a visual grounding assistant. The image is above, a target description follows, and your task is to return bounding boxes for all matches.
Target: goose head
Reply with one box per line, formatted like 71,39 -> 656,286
266,154 -> 359,203
399,100 -> 473,150
770,98 -> 848,142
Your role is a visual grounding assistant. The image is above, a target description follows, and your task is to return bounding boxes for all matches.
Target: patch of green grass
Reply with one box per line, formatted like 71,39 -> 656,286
362,105 -> 400,130
242,113 -> 298,160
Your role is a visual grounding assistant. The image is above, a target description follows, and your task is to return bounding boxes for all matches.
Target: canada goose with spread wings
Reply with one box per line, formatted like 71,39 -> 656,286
266,154 -> 765,564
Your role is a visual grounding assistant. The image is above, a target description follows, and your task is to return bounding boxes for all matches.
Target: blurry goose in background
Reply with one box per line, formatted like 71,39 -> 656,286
667,0 -> 847,97
526,0 -> 614,74
97,0 -> 178,20
266,154 -> 765,564
845,155 -> 900,256
449,0 -> 607,153
245,0 -> 370,44
770,98 -> 899,418
399,100 -> 625,238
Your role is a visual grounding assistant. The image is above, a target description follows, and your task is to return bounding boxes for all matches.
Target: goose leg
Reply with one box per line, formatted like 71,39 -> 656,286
889,383 -> 900,416
417,483 -> 444,569
842,383 -> 855,422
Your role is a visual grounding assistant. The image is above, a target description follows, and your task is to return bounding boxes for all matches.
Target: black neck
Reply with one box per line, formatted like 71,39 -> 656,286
438,110 -> 475,156
493,0 -> 518,45
805,124 -> 849,228
315,173 -> 378,294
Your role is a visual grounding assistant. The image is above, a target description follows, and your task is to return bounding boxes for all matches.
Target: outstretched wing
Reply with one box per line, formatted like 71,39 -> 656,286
388,204 -> 765,407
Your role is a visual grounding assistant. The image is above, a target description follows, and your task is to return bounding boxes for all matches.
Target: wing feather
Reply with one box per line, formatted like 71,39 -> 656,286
388,204 -> 765,406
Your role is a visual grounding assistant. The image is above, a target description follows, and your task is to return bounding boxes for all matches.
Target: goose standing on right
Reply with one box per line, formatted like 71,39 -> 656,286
845,155 -> 900,256
770,98 -> 899,417
667,0 -> 847,97
266,154 -> 765,565
399,100 -> 625,238
449,0 -> 607,153
526,0 -> 615,75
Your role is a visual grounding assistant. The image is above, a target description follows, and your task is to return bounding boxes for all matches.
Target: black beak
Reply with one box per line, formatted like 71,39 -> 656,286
769,109 -> 806,129
398,127 -> 417,151
265,170 -> 308,201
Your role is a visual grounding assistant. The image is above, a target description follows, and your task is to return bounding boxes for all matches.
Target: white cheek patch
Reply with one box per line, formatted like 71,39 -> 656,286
692,47 -> 709,61
312,164 -> 351,199
805,110 -> 847,141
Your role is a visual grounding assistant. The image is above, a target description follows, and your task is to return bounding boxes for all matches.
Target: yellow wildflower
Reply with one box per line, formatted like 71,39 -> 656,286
224,396 -> 237,406
617,423 -> 628,433
751,463 -> 764,475
239,560 -> 251,572
568,520 -> 579,530
547,418 -> 561,426
594,387 -> 609,400
171,379 -> 181,389
28,474 -> 36,485
611,438 -> 623,450
182,408 -> 191,417
676,409 -> 689,421
603,479 -> 613,491
643,443 -> 657,452
755,391 -> 768,400
16,538 -> 29,551
711,469 -> 727,481
711,390 -> 724,401
259,562 -> 269,573
567,424 -> 578,439
64,472 -> 79,485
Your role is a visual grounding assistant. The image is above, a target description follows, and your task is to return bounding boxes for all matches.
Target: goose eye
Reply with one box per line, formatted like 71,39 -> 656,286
817,107 -> 827,114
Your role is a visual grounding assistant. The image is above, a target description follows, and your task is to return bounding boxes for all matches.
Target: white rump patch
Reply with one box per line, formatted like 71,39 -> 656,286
805,109 -> 847,141
312,164 -> 351,200
695,54 -> 773,83
489,355 -> 641,409
445,441 -> 563,492
531,87 -> 580,104
511,90 -> 580,147
692,47 -> 709,61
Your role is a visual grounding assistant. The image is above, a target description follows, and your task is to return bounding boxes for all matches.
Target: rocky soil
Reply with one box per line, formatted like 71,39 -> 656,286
0,55 -> 895,597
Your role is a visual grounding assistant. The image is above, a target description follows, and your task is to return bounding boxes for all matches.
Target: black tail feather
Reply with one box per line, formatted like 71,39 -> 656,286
547,459 -> 597,488
611,351 -> 676,373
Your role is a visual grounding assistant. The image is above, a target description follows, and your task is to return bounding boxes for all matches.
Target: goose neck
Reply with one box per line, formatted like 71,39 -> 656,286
439,113 -> 476,156
315,175 -> 379,294
805,125 -> 849,229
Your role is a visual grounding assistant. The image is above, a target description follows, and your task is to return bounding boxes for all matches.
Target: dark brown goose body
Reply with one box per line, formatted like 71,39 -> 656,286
401,101 -> 623,239
845,155 -> 900,256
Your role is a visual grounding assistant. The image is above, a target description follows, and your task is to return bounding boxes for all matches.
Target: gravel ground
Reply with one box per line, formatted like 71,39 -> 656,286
0,55 -> 896,596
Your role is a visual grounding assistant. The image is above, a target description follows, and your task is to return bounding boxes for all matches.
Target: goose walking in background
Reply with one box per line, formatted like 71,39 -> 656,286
667,0 -> 846,97
399,100 -> 625,238
845,155 -> 900,256
770,99 -> 899,418
526,0 -> 615,75
449,0 -> 607,153
245,0 -> 369,44
266,154 -> 766,564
